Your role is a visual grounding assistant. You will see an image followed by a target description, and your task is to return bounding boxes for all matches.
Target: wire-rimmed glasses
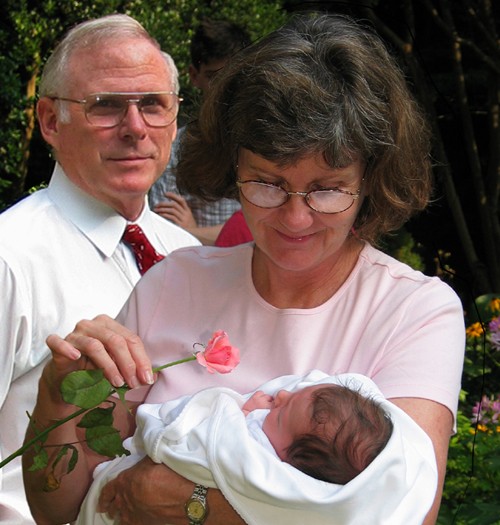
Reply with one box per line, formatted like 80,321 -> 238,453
236,179 -> 363,214
49,92 -> 182,128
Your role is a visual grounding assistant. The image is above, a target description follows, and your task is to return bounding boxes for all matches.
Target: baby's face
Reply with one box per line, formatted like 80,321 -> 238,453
262,385 -> 325,460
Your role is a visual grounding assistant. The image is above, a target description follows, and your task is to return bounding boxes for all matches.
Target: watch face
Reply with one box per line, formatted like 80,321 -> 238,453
187,499 -> 206,520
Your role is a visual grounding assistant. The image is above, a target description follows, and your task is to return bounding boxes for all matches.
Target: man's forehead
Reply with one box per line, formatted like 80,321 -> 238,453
67,39 -> 171,92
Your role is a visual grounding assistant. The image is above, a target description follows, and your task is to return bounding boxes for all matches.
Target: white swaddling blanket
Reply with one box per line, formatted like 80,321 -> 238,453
76,371 -> 437,525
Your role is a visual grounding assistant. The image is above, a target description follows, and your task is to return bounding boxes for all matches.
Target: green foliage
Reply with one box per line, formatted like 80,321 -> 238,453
438,413 -> 500,524
381,228 -> 425,271
438,296 -> 500,524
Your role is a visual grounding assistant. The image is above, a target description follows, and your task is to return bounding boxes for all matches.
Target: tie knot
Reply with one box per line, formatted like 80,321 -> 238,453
123,224 -> 165,275
123,224 -> 146,244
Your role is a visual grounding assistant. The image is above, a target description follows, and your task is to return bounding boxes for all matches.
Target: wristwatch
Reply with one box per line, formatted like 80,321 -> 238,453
185,484 -> 209,524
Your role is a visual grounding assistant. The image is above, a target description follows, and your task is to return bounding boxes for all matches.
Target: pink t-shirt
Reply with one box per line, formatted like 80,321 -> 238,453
119,243 -> 464,420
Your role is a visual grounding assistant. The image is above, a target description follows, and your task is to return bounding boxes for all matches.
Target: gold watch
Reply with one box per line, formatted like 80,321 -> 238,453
185,484 -> 208,524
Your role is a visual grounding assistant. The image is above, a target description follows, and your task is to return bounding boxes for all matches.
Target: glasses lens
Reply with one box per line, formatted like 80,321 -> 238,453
85,93 -> 179,128
307,190 -> 355,213
139,93 -> 179,127
240,182 -> 288,208
85,95 -> 125,127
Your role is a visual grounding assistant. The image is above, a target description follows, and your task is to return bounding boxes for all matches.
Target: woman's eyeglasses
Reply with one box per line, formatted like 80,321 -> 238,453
236,179 -> 362,214
49,92 -> 182,128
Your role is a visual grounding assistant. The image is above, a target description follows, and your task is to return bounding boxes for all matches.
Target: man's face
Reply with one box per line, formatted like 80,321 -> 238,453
39,38 -> 177,219
189,58 -> 228,94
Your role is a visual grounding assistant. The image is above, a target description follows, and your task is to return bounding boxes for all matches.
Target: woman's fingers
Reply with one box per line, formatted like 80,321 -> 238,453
45,334 -> 82,361
47,315 -> 153,389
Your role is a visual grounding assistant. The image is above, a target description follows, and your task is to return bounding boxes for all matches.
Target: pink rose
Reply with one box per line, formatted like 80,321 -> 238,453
195,330 -> 240,374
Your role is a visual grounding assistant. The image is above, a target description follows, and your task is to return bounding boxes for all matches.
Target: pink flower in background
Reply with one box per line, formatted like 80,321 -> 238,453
195,330 -> 240,374
472,394 -> 500,426
489,316 -> 500,351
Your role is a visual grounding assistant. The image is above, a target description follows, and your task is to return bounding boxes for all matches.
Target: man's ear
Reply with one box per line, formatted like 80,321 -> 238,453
36,97 -> 60,148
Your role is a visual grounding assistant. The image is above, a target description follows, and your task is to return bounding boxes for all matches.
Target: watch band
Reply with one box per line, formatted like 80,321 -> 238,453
185,484 -> 209,524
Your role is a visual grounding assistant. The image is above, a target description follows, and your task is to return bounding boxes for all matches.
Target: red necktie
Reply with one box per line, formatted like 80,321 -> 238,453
123,224 -> 165,275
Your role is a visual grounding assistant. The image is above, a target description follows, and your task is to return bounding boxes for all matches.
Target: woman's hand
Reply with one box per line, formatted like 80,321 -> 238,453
97,457 -> 189,525
46,314 -> 154,389
98,457 -> 245,525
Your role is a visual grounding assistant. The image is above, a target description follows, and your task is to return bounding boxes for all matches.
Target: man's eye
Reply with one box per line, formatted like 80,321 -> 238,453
141,96 -> 162,108
91,98 -> 122,111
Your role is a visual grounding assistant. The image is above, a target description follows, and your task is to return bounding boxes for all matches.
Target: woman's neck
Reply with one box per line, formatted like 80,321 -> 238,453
252,239 -> 364,309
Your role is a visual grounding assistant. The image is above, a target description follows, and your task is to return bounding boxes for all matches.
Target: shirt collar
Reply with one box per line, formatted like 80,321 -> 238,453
47,163 -> 152,258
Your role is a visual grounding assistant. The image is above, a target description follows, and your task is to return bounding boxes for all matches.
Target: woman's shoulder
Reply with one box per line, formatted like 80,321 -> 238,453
167,243 -> 253,266
356,243 -> 461,303
145,243 -> 254,290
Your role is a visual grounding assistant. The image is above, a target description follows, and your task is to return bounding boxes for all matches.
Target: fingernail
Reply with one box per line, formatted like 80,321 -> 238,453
129,375 -> 140,389
144,370 -> 154,385
112,375 -> 125,387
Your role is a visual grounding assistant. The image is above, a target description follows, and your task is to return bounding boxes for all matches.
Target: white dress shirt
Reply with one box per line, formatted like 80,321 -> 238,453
0,163 -> 199,524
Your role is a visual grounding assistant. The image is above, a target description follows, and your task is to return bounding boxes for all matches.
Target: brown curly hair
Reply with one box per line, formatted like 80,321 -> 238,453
286,384 -> 393,485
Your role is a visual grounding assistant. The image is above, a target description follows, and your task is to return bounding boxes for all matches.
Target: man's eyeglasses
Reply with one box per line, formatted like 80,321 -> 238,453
49,92 -> 182,128
236,179 -> 363,214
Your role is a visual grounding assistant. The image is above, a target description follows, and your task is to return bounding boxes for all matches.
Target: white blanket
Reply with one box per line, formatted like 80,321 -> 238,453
76,371 -> 437,525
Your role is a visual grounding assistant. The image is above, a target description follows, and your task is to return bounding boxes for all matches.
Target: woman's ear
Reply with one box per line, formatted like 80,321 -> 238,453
36,97 -> 60,148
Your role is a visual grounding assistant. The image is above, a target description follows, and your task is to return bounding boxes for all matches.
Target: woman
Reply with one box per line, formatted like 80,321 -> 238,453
24,14 -> 464,525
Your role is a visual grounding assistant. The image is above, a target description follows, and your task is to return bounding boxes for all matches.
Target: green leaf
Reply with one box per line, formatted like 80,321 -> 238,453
77,405 -> 115,428
61,369 -> 113,409
66,446 -> 79,475
28,448 -> 48,472
85,425 -> 130,458
116,385 -> 129,407
52,444 -> 70,471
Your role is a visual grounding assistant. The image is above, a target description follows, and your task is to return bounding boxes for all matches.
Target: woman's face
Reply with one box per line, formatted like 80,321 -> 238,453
237,148 -> 365,279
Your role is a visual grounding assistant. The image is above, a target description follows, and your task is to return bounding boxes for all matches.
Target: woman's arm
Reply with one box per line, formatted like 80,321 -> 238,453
97,457 -> 245,525
23,316 -> 151,523
24,316 -> 243,525
390,397 -> 453,525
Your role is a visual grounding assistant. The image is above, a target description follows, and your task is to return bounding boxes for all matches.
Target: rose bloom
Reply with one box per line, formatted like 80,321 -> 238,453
196,330 -> 240,374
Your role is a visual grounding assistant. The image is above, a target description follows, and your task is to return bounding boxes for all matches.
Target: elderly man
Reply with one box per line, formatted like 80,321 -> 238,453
0,14 -> 198,524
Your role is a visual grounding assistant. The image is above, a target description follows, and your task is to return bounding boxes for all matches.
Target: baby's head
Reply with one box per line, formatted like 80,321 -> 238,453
262,383 -> 393,484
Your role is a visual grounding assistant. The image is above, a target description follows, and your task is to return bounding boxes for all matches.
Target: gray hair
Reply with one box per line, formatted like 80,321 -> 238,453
161,51 -> 180,94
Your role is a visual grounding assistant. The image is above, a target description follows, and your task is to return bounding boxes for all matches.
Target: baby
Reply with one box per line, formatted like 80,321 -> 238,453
76,371 -> 437,525
242,382 -> 392,484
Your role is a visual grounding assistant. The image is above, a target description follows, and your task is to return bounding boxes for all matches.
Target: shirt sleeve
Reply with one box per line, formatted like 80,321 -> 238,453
0,257 -> 28,410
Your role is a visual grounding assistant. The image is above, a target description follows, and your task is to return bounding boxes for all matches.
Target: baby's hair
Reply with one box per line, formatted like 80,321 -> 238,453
286,384 -> 393,484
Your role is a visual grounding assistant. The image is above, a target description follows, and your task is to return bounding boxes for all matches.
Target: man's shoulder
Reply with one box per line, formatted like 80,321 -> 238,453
0,189 -> 54,239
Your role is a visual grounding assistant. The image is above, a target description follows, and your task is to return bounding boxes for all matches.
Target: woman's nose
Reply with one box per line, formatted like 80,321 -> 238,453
278,193 -> 315,232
